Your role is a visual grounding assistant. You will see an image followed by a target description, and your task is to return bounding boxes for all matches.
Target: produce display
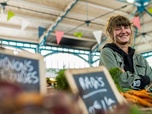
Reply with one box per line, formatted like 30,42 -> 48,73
0,80 -> 82,114
109,67 -> 152,110
1,67 -> 152,114
121,89 -> 152,107
1,80 -> 150,114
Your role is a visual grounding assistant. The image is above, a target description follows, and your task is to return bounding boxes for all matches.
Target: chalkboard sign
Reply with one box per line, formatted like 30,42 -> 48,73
0,47 -> 46,94
65,66 -> 125,114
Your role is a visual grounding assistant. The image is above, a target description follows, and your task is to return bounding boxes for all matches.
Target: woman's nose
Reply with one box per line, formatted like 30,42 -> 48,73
120,27 -> 126,33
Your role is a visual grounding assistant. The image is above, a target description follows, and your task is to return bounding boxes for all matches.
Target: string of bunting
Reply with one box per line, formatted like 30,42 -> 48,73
2,3 -> 152,44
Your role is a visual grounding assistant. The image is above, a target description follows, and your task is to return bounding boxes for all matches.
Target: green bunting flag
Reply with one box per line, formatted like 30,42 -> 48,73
7,10 -> 15,21
148,7 -> 152,14
73,32 -> 83,38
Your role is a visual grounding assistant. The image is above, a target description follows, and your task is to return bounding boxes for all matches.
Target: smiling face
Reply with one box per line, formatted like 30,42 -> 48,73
106,15 -> 133,46
113,25 -> 131,45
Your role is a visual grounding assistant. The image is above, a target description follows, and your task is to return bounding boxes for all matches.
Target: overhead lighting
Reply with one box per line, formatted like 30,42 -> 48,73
144,2 -> 149,6
135,2 -> 142,6
127,0 -> 134,3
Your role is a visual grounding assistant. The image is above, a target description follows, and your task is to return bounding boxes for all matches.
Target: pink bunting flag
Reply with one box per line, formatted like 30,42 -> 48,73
55,31 -> 64,44
132,16 -> 141,29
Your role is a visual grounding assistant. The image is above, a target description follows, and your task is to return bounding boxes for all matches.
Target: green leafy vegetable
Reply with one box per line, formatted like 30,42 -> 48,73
130,105 -> 144,114
55,69 -> 69,91
109,67 -> 128,92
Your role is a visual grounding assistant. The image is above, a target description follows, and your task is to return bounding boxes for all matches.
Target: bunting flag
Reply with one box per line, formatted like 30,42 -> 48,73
148,7 -> 152,14
93,30 -> 102,44
38,26 -> 46,38
7,10 -> 15,21
21,19 -> 30,30
55,31 -> 64,44
132,16 -> 141,29
73,32 -> 83,38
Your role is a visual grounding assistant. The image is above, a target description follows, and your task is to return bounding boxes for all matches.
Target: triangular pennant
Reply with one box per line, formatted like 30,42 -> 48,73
7,10 -> 15,21
148,7 -> 152,14
55,31 -> 64,44
132,16 -> 141,29
93,30 -> 102,44
21,19 -> 30,30
73,32 -> 83,38
38,26 -> 46,38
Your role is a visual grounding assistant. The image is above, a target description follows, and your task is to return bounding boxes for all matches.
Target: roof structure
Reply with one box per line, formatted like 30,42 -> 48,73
0,0 -> 152,53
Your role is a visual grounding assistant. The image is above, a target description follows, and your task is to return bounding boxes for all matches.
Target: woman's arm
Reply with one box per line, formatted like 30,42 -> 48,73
99,48 -> 151,89
99,48 -> 118,69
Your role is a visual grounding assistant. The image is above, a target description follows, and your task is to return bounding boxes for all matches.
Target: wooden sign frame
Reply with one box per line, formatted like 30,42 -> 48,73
0,47 -> 46,94
65,66 -> 125,114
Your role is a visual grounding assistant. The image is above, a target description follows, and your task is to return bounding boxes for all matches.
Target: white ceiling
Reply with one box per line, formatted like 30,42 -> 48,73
0,0 -> 152,53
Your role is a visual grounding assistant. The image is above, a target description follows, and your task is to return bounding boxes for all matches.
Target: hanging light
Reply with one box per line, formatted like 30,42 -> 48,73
0,1 -> 7,15
85,0 -> 90,26
127,0 -> 134,3
143,1 -> 149,6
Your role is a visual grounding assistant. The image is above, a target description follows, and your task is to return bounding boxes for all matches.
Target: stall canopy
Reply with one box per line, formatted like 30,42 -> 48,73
0,0 -> 152,53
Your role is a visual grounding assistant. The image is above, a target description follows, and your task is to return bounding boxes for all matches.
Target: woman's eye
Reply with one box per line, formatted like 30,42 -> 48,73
115,28 -> 120,30
124,26 -> 129,29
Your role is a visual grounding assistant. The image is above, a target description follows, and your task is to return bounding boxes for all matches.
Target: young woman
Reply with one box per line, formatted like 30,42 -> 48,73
99,15 -> 152,90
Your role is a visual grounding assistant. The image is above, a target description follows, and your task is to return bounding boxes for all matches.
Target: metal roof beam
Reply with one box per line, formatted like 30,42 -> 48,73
0,35 -> 38,43
78,1 -> 128,16
39,0 -> 78,45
